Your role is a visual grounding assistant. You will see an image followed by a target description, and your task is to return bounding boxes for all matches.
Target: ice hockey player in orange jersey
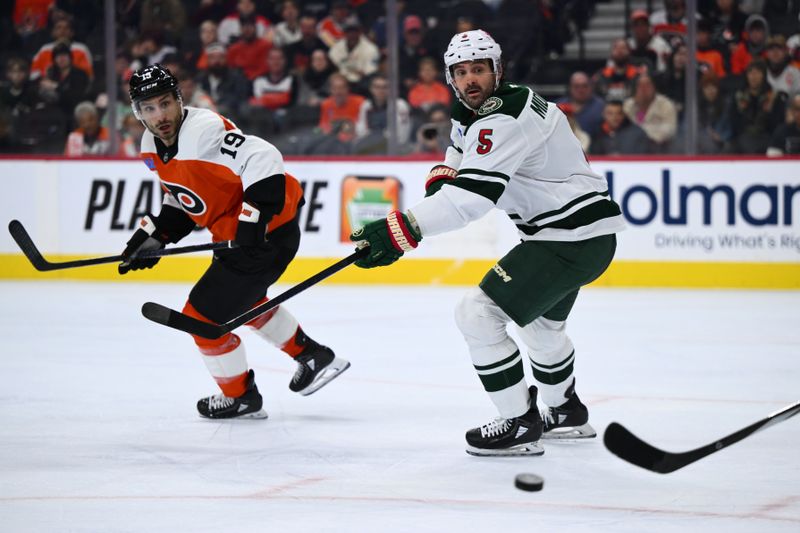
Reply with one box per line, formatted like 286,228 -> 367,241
120,64 -> 350,419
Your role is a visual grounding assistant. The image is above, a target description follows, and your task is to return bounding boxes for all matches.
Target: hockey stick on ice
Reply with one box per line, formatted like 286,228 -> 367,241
603,400 -> 800,474
8,219 -> 236,271
141,246 -> 369,339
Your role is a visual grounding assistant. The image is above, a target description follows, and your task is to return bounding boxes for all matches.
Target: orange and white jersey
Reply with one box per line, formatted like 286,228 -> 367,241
140,106 -> 303,241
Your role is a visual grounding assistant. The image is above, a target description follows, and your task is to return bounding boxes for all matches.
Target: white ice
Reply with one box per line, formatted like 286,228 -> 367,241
0,281 -> 798,532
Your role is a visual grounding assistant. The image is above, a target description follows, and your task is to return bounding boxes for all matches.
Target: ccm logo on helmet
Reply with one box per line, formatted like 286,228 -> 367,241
162,180 -> 207,216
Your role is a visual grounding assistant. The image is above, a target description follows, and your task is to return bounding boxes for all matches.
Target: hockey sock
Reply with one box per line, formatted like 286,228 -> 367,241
517,316 -> 576,406
183,302 -> 250,397
455,288 -> 531,419
246,300 -> 307,357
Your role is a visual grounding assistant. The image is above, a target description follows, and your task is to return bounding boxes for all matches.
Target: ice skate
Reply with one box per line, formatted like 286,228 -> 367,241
197,369 -> 268,419
290,339 -> 350,396
465,386 -> 544,457
541,380 -> 595,439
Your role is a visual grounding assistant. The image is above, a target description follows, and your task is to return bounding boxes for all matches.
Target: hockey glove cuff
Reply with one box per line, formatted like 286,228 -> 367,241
424,165 -> 457,197
235,201 -> 269,248
349,210 -> 422,268
119,215 -> 165,275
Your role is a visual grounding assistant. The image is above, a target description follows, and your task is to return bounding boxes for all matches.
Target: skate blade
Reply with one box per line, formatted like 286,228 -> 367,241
465,441 -> 545,457
298,358 -> 351,396
542,422 -> 596,440
198,409 -> 269,420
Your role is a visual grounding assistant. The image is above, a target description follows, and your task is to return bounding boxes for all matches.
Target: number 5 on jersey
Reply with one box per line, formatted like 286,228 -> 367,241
477,128 -> 493,154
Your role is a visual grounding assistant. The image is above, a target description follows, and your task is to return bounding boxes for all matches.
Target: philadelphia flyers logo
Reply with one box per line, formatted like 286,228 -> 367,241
161,180 -> 207,215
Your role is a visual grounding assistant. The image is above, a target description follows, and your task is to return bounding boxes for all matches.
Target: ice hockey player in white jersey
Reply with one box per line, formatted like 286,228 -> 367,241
350,30 -> 626,456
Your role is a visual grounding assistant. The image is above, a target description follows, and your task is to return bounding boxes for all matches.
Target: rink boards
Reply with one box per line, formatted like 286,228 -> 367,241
0,157 -> 798,288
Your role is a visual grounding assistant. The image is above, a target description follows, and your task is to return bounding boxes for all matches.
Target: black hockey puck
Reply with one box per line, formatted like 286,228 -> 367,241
514,473 -> 544,492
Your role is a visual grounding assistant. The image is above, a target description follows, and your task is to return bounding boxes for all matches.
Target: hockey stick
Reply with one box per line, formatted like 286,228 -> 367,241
8,219 -> 236,271
141,246 -> 369,339
603,400 -> 800,474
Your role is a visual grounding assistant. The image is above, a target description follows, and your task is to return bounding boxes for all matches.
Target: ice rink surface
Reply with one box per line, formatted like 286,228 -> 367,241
0,281 -> 798,532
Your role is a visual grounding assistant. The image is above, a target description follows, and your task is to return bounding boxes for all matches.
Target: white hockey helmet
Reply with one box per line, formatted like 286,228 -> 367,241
443,30 -> 503,91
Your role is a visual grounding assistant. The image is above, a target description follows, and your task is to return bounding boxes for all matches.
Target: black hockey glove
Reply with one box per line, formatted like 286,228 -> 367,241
118,215 -> 165,275
235,201 -> 269,248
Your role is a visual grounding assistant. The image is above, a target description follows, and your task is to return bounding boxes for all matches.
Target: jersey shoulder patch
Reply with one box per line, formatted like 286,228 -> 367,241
479,83 -> 529,120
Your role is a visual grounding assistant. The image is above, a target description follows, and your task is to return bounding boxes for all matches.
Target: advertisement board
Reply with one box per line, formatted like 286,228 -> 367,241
1,157 -> 798,287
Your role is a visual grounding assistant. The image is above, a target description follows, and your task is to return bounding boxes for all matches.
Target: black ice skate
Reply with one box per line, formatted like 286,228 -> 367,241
197,369 -> 268,419
290,339 -> 350,396
465,386 -> 544,457
541,380 -> 596,439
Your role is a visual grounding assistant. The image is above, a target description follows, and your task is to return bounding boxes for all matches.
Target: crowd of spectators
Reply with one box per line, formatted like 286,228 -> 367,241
1,0 -> 799,157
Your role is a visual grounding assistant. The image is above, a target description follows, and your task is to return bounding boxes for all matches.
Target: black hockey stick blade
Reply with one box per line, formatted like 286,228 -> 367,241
9,219 -> 235,271
604,400 -> 800,474
142,247 -> 369,338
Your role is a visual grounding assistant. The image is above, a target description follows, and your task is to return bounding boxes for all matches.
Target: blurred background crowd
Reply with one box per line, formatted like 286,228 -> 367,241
1,0 -> 799,157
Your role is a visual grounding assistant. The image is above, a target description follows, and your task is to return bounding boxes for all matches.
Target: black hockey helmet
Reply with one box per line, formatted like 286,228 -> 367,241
129,64 -> 182,118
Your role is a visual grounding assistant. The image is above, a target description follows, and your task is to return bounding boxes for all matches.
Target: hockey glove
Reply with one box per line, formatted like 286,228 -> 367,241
118,215 -> 165,275
235,201 -> 269,248
349,210 -> 422,268
424,165 -> 457,197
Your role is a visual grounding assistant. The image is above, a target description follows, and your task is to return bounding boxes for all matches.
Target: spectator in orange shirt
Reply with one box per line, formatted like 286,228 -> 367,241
318,0 -> 350,47
696,18 -> 726,78
218,0 -> 272,45
318,72 -> 364,134
30,16 -> 93,80
731,14 -> 768,75
38,41 -> 90,124
407,57 -> 451,112
64,101 -> 110,156
227,14 -> 272,81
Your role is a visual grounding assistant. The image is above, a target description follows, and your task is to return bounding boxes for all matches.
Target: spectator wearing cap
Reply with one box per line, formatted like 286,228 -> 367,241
286,14 -> 328,74
64,101 -> 110,157
218,0 -> 272,45
765,35 -> 800,96
328,16 -> 380,88
318,0 -> 351,47
227,14 -> 272,81
730,14 -> 769,75
767,93 -> 800,155
628,9 -> 672,72
197,42 -> 251,123
30,16 -> 93,80
557,71 -> 605,137
272,0 -> 302,48
594,39 -> 643,101
590,100 -> 652,155
399,15 -> 433,91
407,57 -> 451,112
39,41 -> 90,124
623,73 -> 678,151
731,60 -> 787,153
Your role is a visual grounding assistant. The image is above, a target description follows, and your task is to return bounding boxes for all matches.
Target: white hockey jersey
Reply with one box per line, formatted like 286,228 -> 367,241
410,84 -> 626,242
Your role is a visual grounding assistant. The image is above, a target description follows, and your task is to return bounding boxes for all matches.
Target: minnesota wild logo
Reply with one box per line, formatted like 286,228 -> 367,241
478,97 -> 503,115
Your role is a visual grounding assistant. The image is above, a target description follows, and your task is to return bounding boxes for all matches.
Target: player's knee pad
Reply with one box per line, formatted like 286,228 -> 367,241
517,316 -> 574,364
454,287 -> 513,348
